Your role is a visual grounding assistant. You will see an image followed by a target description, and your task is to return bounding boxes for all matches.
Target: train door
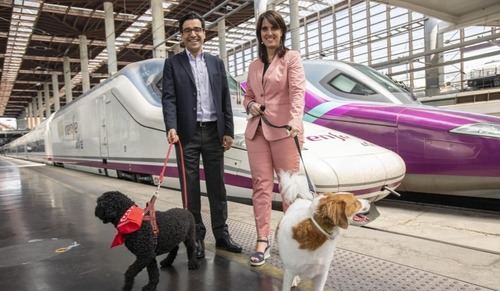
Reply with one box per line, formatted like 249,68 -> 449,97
96,95 -> 109,159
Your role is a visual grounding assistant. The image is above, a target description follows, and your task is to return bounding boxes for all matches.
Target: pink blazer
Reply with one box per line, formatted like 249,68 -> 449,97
243,50 -> 305,141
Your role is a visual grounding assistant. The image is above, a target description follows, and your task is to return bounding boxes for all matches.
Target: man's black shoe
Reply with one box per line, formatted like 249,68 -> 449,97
195,240 -> 205,259
215,235 -> 242,253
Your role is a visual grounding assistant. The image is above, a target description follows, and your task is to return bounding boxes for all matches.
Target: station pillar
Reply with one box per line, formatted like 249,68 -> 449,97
79,35 -> 91,93
104,1 -> 118,76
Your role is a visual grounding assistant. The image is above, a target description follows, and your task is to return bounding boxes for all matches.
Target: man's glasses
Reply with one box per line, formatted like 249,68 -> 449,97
182,27 -> 204,34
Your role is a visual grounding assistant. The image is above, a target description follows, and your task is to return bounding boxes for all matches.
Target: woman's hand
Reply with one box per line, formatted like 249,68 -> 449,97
249,102 -> 265,117
288,127 -> 299,137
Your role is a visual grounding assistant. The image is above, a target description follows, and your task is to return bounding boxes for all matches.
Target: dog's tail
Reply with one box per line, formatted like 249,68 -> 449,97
278,170 -> 314,204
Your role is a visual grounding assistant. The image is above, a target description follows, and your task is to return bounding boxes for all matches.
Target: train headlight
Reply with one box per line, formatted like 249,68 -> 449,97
450,123 -> 500,138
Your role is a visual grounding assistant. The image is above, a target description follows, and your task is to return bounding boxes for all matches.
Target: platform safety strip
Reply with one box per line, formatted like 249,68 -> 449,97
200,213 -> 494,291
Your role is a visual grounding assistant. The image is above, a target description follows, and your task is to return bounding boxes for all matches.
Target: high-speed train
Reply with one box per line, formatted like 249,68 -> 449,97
3,59 -> 405,202
298,60 -> 500,199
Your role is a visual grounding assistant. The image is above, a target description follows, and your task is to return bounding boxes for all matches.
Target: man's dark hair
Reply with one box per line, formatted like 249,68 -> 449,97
178,11 -> 205,31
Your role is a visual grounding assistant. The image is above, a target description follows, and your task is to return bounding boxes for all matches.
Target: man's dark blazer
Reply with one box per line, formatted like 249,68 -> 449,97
162,51 -> 234,144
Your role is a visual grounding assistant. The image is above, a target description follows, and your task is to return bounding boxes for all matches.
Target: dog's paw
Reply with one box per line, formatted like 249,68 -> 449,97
188,259 -> 200,270
141,283 -> 157,291
160,259 -> 174,269
160,254 -> 177,269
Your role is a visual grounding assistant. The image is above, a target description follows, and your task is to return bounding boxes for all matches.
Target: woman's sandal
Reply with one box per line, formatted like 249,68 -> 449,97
250,239 -> 270,267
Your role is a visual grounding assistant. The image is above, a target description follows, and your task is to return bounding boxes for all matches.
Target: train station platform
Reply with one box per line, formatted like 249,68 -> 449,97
1,156 -> 499,291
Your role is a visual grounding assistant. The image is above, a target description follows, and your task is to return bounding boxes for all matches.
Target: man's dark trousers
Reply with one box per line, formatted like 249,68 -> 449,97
176,121 -> 229,241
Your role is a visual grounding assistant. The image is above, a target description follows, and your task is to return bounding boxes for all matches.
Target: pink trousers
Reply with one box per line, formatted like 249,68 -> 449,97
246,127 -> 301,239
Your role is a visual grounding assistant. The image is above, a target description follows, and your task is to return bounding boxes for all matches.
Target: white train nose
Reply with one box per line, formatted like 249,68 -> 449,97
301,122 -> 406,201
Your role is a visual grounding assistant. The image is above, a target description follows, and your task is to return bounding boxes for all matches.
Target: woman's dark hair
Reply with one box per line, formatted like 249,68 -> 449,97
256,10 -> 288,63
179,11 -> 205,31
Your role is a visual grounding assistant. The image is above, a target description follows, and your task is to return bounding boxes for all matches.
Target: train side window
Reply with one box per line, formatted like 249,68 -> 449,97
329,74 -> 376,95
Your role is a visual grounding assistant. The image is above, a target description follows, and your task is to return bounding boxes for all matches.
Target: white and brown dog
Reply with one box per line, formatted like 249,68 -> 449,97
277,172 -> 370,291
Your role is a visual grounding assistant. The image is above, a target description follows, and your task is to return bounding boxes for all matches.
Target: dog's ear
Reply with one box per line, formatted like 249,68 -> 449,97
332,200 -> 349,229
321,196 -> 349,229
95,199 -> 117,223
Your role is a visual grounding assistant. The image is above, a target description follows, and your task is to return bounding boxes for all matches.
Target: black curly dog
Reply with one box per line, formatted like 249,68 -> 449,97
95,191 -> 199,291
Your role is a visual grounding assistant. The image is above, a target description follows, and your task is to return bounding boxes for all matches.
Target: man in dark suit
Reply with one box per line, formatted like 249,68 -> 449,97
162,12 -> 242,259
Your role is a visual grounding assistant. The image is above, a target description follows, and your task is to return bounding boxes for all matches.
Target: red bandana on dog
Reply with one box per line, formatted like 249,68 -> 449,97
111,205 -> 144,248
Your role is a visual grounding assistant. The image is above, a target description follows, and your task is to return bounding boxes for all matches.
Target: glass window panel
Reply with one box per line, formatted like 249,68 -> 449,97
412,12 -> 424,19
390,7 -> 407,18
372,48 -> 387,59
307,20 -> 318,31
370,11 -> 386,24
309,43 -> 320,54
391,64 -> 409,73
371,21 -> 387,33
412,28 -> 424,40
336,17 -> 349,27
444,66 -> 460,75
391,43 -> 410,56
336,9 -> 348,19
412,39 -> 424,50
336,26 -> 349,36
322,15 -> 334,26
322,28 -> 334,39
391,33 -> 408,44
372,54 -> 388,63
370,4 -> 385,15
413,77 -> 425,88
337,50 -> 351,61
464,45 -> 499,58
352,10 -> 366,22
443,49 -> 460,62
352,19 -> 367,31
353,46 -> 367,58
413,70 -> 425,79
390,14 -> 408,27
353,27 -> 367,40
337,34 -> 350,45
444,30 -> 460,44
323,38 -> 334,51
308,29 -> 319,38
372,39 -> 387,50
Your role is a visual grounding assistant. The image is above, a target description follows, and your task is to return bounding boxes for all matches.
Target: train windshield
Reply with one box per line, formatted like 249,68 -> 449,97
351,64 -> 417,104
305,61 -> 418,105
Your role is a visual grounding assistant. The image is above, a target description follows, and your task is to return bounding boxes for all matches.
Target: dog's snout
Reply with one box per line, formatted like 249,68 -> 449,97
358,199 -> 370,214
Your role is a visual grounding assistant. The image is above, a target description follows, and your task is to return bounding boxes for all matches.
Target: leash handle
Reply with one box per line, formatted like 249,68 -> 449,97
259,114 -> 316,194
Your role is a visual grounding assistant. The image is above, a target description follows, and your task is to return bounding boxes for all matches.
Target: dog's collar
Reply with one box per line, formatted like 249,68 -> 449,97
310,215 -> 338,240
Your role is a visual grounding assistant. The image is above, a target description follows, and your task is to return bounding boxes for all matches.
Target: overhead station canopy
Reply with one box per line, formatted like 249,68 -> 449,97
0,0 -> 254,117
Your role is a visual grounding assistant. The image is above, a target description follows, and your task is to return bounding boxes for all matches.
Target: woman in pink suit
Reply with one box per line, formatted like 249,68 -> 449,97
243,10 -> 305,266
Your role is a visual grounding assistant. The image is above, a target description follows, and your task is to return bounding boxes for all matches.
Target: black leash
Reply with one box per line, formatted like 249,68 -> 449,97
258,113 -> 316,194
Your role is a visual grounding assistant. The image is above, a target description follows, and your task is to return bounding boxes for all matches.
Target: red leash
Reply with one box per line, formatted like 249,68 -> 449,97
156,142 -> 189,209
143,142 -> 189,240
